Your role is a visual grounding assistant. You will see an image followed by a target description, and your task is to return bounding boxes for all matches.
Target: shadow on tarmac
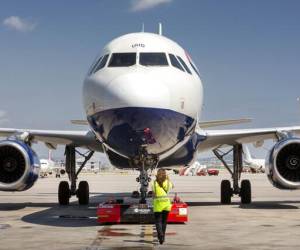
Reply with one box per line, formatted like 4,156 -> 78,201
0,194 -> 299,227
239,201 -> 300,209
187,200 -> 300,209
20,192 -> 131,227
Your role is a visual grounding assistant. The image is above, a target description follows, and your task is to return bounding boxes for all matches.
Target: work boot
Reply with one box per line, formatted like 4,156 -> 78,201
158,234 -> 163,244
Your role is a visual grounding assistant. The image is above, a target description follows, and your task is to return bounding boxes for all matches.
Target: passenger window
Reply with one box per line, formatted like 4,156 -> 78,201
94,54 -> 109,72
140,53 -> 168,66
108,53 -> 136,67
169,54 -> 184,72
177,56 -> 192,74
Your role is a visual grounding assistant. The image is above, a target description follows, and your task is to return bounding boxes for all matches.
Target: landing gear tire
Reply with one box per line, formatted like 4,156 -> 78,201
131,191 -> 140,198
77,181 -> 89,205
240,179 -> 251,204
58,181 -> 70,205
221,180 -> 232,204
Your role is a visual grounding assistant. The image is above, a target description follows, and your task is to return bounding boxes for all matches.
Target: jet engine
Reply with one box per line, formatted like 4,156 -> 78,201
0,140 -> 40,191
266,137 -> 300,189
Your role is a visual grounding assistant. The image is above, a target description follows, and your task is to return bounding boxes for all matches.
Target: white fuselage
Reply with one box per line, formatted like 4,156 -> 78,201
243,145 -> 265,171
244,158 -> 265,170
40,159 -> 56,174
83,32 -> 203,163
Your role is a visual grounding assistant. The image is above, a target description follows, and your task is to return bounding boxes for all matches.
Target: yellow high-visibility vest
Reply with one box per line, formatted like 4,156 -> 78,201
152,180 -> 173,212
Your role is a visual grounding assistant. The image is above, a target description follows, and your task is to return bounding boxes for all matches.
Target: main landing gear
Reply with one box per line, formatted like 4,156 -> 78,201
213,144 -> 251,204
58,145 -> 94,205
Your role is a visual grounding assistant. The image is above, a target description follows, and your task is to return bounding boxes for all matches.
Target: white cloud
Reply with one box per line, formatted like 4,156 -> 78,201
3,16 -> 36,32
130,0 -> 172,12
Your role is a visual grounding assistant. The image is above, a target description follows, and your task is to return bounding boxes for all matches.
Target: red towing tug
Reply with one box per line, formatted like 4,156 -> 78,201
97,195 -> 188,224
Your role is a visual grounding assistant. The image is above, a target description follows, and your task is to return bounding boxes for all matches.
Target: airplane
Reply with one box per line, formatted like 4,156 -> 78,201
243,145 -> 265,172
39,159 -> 55,177
39,150 -> 64,178
179,161 -> 207,176
1,24 -> 300,206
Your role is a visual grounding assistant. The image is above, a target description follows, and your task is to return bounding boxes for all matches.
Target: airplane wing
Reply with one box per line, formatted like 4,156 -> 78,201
0,128 -> 103,152
197,126 -> 300,151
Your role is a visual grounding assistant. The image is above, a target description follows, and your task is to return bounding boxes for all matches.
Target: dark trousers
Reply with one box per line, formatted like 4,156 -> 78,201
154,211 -> 169,241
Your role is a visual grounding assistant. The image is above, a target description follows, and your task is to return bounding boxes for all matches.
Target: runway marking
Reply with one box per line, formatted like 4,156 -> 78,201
88,220 -> 178,249
140,224 -> 155,247
88,225 -> 156,250
144,224 -> 154,243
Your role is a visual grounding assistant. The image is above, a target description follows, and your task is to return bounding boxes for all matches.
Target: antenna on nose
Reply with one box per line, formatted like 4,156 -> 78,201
141,23 -> 145,32
158,22 -> 162,35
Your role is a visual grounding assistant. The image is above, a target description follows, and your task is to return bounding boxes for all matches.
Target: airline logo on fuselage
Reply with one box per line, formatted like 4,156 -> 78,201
131,43 -> 145,48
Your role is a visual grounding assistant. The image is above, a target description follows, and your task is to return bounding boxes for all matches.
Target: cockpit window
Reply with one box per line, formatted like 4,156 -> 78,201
169,54 -> 185,72
177,56 -> 192,74
108,53 -> 136,67
140,53 -> 168,66
94,54 -> 109,73
186,54 -> 200,77
189,61 -> 200,77
89,56 -> 102,74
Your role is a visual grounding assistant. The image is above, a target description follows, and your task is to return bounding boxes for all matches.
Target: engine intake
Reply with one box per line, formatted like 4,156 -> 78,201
267,138 -> 300,189
0,140 -> 40,191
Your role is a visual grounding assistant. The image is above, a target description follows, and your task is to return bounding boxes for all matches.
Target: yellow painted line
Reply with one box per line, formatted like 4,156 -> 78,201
144,224 -> 154,245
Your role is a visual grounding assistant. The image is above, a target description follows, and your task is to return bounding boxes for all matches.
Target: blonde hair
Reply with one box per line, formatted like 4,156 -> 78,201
156,169 -> 167,187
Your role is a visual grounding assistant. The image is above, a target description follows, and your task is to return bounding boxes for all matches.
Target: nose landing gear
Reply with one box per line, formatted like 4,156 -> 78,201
138,168 -> 151,204
131,147 -> 158,204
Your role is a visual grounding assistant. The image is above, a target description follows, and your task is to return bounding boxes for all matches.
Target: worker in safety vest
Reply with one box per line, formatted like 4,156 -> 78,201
152,169 -> 174,244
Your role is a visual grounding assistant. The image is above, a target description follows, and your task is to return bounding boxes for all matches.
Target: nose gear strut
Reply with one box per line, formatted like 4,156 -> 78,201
131,146 -> 158,204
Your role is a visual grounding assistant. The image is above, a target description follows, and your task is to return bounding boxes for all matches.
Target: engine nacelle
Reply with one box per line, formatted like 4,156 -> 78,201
266,138 -> 300,189
0,140 -> 40,191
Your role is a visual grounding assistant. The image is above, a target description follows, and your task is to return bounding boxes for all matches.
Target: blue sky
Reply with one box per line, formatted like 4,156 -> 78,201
0,0 -> 300,159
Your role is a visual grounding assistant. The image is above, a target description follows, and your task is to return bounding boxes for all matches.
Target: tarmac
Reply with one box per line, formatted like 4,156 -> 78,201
1,171 -> 300,250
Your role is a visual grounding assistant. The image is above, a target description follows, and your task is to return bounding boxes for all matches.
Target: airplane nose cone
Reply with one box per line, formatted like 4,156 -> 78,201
89,106 -> 194,158
87,73 -> 195,158
107,72 -> 171,109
